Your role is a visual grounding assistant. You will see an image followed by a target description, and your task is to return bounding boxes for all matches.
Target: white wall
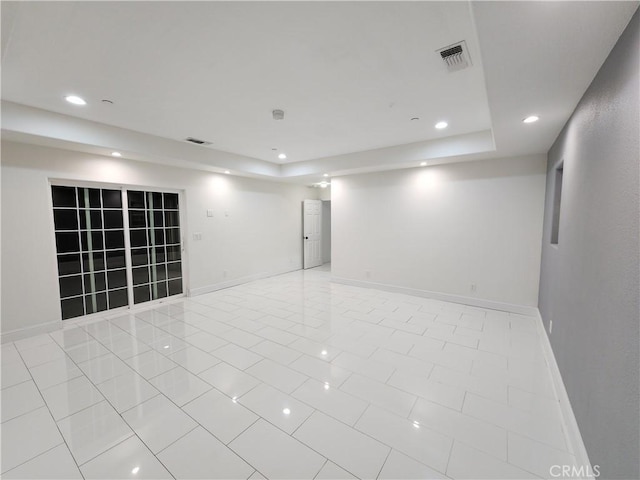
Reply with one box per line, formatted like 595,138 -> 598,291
332,155 -> 547,309
322,201 -> 331,264
1,141 -> 314,340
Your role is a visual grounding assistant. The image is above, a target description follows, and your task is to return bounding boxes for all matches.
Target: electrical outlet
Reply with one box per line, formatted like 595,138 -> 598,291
192,232 -> 202,241
470,283 -> 477,292
549,319 -> 553,334
206,209 -> 214,217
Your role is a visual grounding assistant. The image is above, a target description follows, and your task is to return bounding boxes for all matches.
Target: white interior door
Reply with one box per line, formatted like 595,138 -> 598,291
303,199 -> 322,269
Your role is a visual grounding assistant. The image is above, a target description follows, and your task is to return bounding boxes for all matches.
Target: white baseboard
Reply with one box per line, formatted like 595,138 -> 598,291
189,265 -> 302,297
534,310 -> 595,478
1,319 -> 60,344
330,276 -> 538,315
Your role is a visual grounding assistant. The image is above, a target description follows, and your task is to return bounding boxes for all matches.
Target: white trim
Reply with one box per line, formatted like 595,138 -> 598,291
330,276 -> 538,315
1,319 -> 60,344
190,265 -> 302,297
534,310 -> 595,478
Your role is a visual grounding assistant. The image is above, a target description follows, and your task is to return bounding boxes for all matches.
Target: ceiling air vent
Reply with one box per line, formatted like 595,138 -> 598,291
184,137 -> 212,146
437,41 -> 471,72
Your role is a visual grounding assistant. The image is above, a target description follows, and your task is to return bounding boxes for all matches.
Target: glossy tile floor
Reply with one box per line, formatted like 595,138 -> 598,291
1,266 -> 580,479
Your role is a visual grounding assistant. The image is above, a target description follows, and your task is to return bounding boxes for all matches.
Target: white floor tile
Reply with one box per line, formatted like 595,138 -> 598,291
331,351 -> 394,383
78,353 -> 131,384
149,366 -> 212,406
252,339 -> 302,365
293,411 -> 390,479
388,369 -> 466,411
96,370 -> 160,412
183,389 -> 258,444
1,380 -> 45,423
378,449 -> 447,479
184,330 -> 229,352
41,376 -> 104,420
57,400 -> 134,465
212,343 -> 263,370
238,383 -> 314,434
167,345 -> 221,374
246,358 -> 308,393
125,349 -> 178,379
508,432 -> 577,479
292,378 -> 368,426
80,435 -> 173,479
122,394 -> 198,453
198,362 -> 260,399
254,325 -> 299,346
64,340 -> 110,364
355,405 -> 452,473
314,460 -> 356,479
2,444 -> 82,479
3,269 -> 572,480
410,397 -> 508,460
462,392 -> 567,451
229,419 -> 325,479
19,342 -> 67,368
0,407 -> 63,473
341,374 -> 417,417
148,335 -> 190,356
289,354 -> 352,387
446,442 -> 538,479
158,427 -> 254,479
50,327 -> 93,349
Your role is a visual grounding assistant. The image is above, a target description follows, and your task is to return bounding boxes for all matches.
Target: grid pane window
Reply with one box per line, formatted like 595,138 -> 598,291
127,190 -> 183,304
52,186 -> 129,319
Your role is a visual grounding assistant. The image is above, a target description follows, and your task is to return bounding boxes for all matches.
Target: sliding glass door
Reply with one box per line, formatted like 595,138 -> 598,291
51,184 -> 184,320
127,190 -> 183,305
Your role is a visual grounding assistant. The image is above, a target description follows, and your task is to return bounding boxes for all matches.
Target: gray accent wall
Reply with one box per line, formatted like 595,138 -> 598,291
538,8 -> 639,480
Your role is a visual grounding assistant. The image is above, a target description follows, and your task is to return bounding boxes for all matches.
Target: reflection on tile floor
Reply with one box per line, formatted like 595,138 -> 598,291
1,267 -> 579,479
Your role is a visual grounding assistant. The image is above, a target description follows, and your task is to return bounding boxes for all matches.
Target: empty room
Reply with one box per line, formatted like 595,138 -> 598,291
1,2 -> 638,480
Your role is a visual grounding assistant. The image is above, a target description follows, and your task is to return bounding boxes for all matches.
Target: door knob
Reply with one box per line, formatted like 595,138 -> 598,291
304,236 -> 309,239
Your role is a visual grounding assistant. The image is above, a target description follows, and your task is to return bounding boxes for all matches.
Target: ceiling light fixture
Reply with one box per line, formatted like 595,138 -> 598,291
65,95 -> 86,105
523,115 -> 539,123
131,467 -> 140,475
282,408 -> 291,415
420,162 -> 427,167
111,152 -> 122,157
323,173 -> 329,177
435,121 -> 448,129
224,170 -> 230,174
272,109 -> 285,120
324,382 -> 330,390
278,153 -> 287,160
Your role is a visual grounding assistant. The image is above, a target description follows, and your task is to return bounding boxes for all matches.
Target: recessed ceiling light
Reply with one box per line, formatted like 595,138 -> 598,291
65,95 -> 86,105
413,421 -> 420,429
278,153 -> 287,160
321,349 -> 328,355
435,121 -> 448,129
324,382 -> 330,390
323,173 -> 329,177
523,115 -> 539,123
131,466 -> 140,475
111,152 -> 122,157
224,170 -> 230,174
420,162 -> 427,167
232,396 -> 238,403
282,408 -> 291,415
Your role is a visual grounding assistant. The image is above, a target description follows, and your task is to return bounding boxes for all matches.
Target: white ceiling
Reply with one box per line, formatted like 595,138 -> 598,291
1,1 -> 638,182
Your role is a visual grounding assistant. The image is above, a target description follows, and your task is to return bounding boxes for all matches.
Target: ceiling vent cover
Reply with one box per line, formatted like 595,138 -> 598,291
437,41 -> 471,72
184,137 -> 212,146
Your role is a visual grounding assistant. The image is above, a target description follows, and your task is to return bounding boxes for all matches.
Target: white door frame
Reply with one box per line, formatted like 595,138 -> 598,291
303,199 -> 323,269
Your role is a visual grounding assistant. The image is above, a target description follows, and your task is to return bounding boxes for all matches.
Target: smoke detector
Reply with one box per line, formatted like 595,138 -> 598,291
437,41 -> 471,72
272,109 -> 285,120
184,137 -> 212,146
